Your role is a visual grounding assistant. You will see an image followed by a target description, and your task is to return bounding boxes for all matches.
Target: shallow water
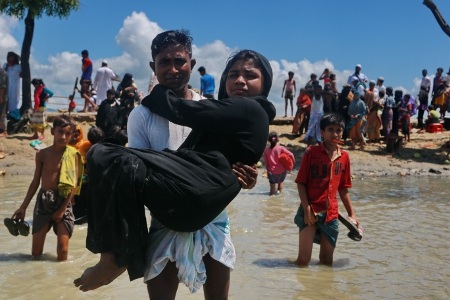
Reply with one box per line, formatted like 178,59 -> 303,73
1,174 -> 449,299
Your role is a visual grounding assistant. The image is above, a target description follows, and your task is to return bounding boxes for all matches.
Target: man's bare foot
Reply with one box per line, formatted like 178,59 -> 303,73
73,253 -> 127,292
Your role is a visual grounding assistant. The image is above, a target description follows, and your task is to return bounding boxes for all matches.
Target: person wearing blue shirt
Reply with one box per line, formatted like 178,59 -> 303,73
198,66 -> 215,99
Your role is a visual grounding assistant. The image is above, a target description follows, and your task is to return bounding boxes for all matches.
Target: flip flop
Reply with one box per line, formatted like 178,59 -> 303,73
29,140 -> 42,148
4,218 -> 19,236
338,212 -> 363,241
16,220 -> 30,236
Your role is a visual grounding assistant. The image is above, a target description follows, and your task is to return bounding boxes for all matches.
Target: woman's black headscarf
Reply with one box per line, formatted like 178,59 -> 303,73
217,50 -> 272,100
120,73 -> 133,87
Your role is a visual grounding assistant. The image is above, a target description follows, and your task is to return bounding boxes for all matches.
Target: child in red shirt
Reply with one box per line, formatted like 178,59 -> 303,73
294,113 -> 360,266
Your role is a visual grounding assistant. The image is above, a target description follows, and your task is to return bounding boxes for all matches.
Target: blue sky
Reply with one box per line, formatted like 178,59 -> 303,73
1,0 -> 450,115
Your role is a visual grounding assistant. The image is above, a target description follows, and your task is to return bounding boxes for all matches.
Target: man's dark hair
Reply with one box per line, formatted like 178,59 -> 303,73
320,113 -> 345,130
198,66 -> 205,72
81,49 -> 89,56
151,29 -> 193,60
53,115 -> 77,131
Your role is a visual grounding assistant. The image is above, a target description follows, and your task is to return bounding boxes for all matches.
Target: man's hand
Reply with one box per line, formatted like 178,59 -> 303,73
232,163 -> 258,189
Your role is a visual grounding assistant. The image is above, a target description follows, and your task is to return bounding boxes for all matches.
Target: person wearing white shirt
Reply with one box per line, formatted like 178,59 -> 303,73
420,69 -> 431,93
445,68 -> 450,84
92,60 -> 117,103
347,64 -> 368,85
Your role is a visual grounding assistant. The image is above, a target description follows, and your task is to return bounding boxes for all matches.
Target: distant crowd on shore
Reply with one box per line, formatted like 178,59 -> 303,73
282,65 -> 450,151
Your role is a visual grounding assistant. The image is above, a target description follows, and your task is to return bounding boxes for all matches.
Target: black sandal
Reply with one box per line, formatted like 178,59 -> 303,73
4,218 -> 19,236
338,213 -> 363,241
16,221 -> 30,236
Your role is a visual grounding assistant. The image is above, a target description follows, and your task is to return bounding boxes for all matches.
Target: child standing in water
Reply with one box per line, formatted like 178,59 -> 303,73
11,115 -> 82,260
294,113 -> 360,266
263,132 -> 295,195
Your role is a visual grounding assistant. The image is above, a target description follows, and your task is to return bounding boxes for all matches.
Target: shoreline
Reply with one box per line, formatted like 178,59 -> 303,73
1,114 -> 450,177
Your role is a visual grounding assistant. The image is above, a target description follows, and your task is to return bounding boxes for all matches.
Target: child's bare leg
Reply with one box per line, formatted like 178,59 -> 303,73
278,182 -> 284,193
39,128 -> 45,139
73,252 -> 127,292
30,129 -> 39,139
83,94 -> 97,111
269,183 -> 277,195
318,233 -> 335,266
56,222 -> 70,261
350,138 -> 356,150
294,225 -> 316,266
32,225 -> 49,258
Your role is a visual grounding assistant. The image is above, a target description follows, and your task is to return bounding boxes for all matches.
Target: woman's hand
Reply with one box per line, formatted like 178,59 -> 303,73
232,163 -> 258,189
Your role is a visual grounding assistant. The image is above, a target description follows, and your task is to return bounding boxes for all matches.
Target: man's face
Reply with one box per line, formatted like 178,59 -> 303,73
150,45 -> 195,94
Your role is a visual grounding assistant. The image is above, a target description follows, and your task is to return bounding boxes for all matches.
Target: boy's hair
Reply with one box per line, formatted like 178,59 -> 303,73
53,115 -> 76,132
151,29 -> 193,60
288,71 -> 294,76
198,66 -> 205,72
320,113 -> 345,130
87,127 -> 104,145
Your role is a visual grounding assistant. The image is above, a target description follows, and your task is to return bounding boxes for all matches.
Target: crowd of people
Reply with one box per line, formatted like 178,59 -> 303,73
289,65 -> 450,151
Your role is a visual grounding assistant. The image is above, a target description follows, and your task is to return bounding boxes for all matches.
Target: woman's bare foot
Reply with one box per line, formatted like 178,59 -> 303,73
73,253 -> 127,292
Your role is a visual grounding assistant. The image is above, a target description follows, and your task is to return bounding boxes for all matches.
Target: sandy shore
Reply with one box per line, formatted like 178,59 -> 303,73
1,114 -> 450,177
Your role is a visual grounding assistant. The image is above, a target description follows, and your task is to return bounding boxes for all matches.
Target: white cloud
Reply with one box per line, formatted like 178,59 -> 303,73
0,15 -> 20,59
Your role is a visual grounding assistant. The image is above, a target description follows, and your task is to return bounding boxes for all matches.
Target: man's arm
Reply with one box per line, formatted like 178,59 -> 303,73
338,188 -> 358,224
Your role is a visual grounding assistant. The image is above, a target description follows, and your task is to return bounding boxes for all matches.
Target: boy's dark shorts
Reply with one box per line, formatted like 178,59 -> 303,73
284,91 -> 294,100
294,206 -> 339,247
267,171 -> 287,184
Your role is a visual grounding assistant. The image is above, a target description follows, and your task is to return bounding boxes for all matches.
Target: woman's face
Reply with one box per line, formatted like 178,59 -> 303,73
225,59 -> 263,97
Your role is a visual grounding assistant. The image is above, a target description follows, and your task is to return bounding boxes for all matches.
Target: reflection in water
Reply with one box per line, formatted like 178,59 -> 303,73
1,174 -> 449,299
